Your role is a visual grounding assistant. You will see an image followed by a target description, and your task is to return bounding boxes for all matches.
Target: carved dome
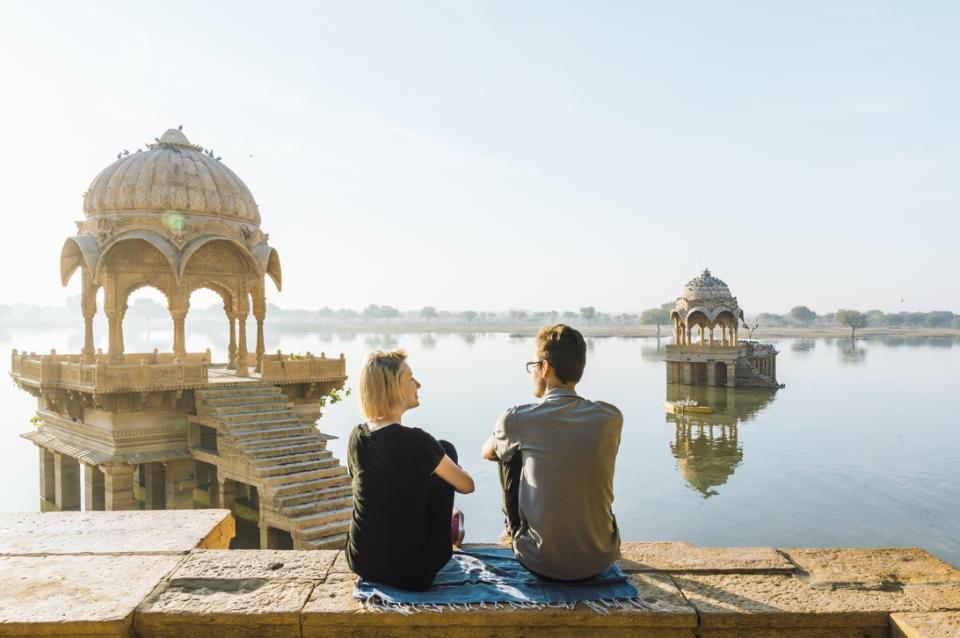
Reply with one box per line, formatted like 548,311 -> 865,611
680,269 -> 735,303
82,128 -> 260,224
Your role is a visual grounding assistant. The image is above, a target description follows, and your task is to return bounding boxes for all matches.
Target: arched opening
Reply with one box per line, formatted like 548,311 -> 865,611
185,287 -> 229,361
124,286 -> 172,355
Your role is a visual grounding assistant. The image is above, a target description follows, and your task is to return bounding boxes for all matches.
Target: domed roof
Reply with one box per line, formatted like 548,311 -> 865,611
82,128 -> 260,224
680,269 -> 734,303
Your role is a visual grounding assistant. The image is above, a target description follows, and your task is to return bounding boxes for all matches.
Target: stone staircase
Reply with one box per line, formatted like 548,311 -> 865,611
737,359 -> 778,388
194,384 -> 352,549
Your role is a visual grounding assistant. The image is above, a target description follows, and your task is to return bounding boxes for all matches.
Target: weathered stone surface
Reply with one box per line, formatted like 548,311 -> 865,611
618,542 -> 793,574
782,548 -> 960,589
0,554 -> 181,637
891,612 -> 960,638
329,550 -> 351,574
172,549 -> 336,582
674,572 -> 959,634
136,578 -> 313,638
301,572 -> 697,637
0,510 -> 233,555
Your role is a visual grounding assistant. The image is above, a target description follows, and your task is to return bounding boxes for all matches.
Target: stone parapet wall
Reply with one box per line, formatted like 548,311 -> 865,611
1,512 -> 958,637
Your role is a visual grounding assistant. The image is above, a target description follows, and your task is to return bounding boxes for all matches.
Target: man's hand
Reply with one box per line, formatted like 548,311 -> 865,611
481,436 -> 499,461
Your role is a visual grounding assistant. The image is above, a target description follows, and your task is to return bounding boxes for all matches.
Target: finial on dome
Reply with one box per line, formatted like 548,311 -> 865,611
147,128 -> 202,151
701,268 -> 711,278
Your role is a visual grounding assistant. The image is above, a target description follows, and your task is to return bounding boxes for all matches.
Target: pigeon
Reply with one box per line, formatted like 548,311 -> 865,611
116,152 -> 121,159
178,124 -> 183,131
123,149 -> 129,156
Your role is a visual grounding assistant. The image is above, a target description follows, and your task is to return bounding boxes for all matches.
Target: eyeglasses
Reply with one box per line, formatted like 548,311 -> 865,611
525,360 -> 544,374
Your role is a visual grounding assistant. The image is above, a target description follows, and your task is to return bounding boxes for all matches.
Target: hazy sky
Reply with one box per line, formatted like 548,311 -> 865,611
1,1 -> 957,314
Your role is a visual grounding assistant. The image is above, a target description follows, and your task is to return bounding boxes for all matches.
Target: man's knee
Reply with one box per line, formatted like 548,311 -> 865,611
438,439 -> 458,464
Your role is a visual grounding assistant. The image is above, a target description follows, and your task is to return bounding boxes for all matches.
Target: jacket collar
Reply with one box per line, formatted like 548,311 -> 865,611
542,387 -> 580,400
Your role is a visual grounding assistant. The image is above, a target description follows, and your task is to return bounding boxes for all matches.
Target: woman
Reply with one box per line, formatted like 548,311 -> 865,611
345,349 -> 475,591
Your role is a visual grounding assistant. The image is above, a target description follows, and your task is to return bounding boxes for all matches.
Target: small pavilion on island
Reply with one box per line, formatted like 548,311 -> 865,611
665,269 -> 780,388
11,128 -> 352,550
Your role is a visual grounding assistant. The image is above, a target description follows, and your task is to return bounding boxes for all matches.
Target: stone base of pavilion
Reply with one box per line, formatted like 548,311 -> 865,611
0,511 -> 957,637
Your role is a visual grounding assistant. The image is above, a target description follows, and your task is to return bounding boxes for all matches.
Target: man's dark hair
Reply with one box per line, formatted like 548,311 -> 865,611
536,324 -> 586,384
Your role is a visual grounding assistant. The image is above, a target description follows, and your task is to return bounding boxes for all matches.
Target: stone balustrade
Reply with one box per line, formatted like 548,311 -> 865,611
10,349 -> 209,392
665,344 -> 742,356
260,350 -> 346,381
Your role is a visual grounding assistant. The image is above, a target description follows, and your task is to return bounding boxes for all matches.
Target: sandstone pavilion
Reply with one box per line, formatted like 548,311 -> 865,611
11,128 -> 352,549
665,269 -> 780,388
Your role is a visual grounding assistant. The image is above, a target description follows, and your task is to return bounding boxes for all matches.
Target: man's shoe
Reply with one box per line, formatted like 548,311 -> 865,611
498,527 -> 513,547
451,509 -> 465,547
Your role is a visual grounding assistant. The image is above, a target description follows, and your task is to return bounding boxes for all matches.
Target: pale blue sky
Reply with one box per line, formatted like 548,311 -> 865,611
0,1 -> 957,314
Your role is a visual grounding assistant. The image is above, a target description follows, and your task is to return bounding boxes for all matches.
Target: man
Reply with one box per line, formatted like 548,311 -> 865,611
481,324 -> 623,581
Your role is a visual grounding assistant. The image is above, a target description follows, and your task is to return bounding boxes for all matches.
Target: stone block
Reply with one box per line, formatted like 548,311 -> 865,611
891,612 -> 960,638
673,572 -> 960,637
781,547 -> 960,589
172,549 -> 337,581
0,554 -> 181,637
136,578 -> 313,638
618,542 -> 793,574
0,510 -> 234,555
301,572 -> 697,637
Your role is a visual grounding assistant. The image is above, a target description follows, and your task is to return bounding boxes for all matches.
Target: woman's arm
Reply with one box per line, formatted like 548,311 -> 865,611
434,455 -> 475,494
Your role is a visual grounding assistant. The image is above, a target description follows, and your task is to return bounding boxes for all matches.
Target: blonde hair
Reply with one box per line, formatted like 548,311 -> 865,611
358,349 -> 408,421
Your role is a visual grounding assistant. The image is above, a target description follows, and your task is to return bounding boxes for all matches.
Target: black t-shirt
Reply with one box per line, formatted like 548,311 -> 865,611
345,423 -> 446,589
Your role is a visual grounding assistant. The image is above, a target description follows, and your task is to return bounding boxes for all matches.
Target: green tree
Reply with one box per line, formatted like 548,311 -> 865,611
579,306 -> 597,322
836,309 -> 867,338
461,310 -> 478,322
789,305 -> 817,326
640,306 -> 670,326
419,306 -> 437,322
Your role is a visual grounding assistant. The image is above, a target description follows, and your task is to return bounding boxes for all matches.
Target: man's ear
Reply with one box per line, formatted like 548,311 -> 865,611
540,360 -> 554,381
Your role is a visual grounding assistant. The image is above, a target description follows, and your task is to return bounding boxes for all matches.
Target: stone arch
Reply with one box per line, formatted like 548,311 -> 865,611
60,235 -> 101,286
178,235 -> 260,281
95,232 -> 180,286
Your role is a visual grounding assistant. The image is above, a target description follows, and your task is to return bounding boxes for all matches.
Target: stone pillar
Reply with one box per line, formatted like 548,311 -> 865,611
105,309 -> 123,360
81,272 -> 97,362
164,458 -> 195,510
236,312 -> 249,377
54,453 -> 81,511
102,464 -> 134,511
227,313 -> 237,370
39,447 -> 56,504
217,472 -> 236,510
726,362 -> 738,387
171,308 -> 188,359
83,464 -> 105,511
255,315 -> 265,374
144,462 -> 166,510
682,362 -> 692,385
706,363 -> 717,386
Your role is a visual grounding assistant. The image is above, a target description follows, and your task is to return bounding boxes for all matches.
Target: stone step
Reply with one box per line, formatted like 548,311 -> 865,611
197,385 -> 279,398
200,392 -> 282,406
294,505 -> 353,532
282,486 -> 354,514
236,432 -> 324,450
244,439 -> 328,457
249,449 -> 332,466
217,410 -> 294,424
257,456 -> 339,477
278,478 -> 353,507
272,473 -> 351,498
298,517 -> 352,543
265,465 -> 347,488
227,423 -> 311,440
206,402 -> 289,415
301,532 -> 348,550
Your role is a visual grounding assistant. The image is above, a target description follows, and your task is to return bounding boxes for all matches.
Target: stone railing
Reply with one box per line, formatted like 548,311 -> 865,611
260,351 -> 346,381
10,349 -> 209,392
666,344 -> 742,355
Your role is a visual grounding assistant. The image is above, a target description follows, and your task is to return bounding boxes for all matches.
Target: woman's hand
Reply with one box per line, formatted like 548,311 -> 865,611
434,455 -> 475,494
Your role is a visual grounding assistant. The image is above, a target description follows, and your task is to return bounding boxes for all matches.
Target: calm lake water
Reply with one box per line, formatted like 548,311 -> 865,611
2,325 -> 958,567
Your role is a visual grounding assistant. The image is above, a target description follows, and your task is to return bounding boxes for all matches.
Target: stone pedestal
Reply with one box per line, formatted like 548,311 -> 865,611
83,464 -> 105,511
53,453 -> 81,511
217,475 -> 236,510
164,459 -> 195,510
102,464 -> 134,511
726,362 -> 738,387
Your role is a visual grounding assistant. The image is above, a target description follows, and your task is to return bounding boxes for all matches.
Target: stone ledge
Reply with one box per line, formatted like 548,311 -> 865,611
891,611 -> 960,638
782,548 -> 960,590
0,510 -> 234,556
618,542 -> 794,574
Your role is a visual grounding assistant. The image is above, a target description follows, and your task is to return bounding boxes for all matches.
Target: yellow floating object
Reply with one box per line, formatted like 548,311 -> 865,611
665,401 -> 714,414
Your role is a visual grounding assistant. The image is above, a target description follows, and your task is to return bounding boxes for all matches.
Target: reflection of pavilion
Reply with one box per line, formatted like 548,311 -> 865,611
666,384 -> 776,498
10,129 -> 352,549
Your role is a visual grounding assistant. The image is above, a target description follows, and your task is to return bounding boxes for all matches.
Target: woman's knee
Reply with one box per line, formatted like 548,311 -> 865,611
438,439 -> 458,463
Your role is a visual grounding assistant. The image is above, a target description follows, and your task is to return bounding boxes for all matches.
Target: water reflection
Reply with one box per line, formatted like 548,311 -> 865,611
791,339 -> 816,353
420,333 -> 438,350
665,385 -> 777,498
839,339 -> 867,365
